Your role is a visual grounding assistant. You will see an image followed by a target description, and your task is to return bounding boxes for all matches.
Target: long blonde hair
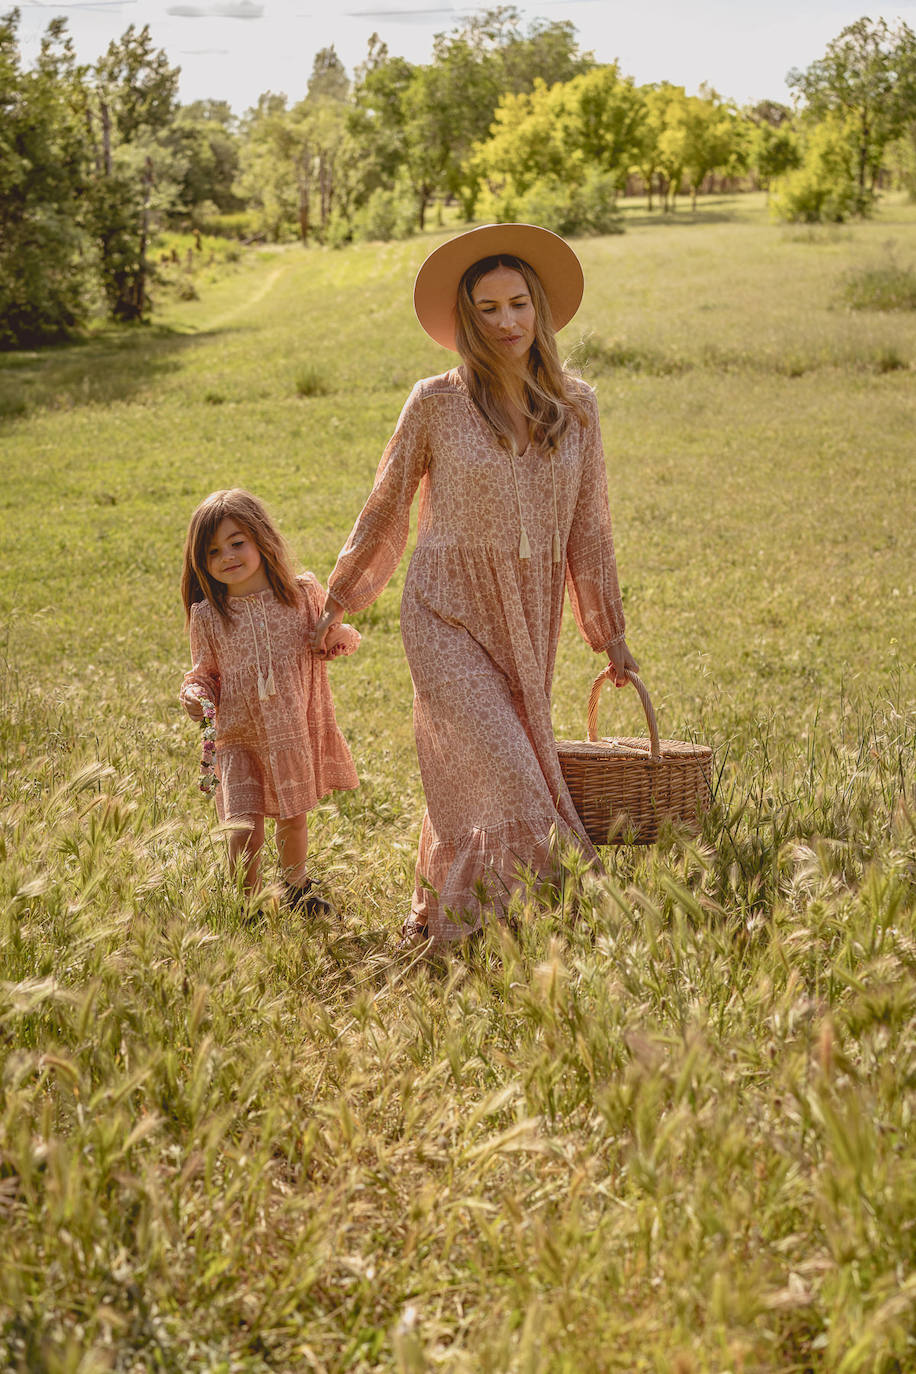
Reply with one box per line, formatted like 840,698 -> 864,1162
181,488 -> 300,624
454,254 -> 587,452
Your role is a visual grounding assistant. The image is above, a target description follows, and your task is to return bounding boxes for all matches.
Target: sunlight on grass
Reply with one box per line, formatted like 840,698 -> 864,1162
1,193 -> 915,1371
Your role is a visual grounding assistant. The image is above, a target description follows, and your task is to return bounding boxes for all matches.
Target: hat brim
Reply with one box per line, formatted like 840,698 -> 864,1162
413,223 -> 584,351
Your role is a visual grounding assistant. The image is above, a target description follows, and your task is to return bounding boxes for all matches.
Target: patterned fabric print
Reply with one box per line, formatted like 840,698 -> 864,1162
180,573 -> 359,820
328,368 -> 626,948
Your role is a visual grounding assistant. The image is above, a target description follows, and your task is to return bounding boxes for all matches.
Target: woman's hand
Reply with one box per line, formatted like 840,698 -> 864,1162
312,593 -> 345,657
605,637 -> 639,688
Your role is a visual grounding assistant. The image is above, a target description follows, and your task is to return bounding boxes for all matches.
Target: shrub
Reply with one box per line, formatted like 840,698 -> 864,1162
350,186 -> 416,244
841,253 -> 916,311
479,170 -> 623,239
294,365 -> 330,397
771,118 -> 865,223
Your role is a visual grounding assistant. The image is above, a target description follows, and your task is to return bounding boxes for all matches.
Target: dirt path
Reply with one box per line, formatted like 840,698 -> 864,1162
204,255 -> 294,330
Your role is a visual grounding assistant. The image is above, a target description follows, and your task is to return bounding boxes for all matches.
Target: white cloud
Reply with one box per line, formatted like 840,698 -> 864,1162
166,1 -> 264,17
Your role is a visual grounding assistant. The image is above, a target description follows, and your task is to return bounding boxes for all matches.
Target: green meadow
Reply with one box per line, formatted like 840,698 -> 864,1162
1,193 -> 915,1372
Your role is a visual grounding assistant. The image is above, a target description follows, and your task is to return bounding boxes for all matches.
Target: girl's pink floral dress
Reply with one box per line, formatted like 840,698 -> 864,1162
180,573 -> 359,820
327,368 -> 626,948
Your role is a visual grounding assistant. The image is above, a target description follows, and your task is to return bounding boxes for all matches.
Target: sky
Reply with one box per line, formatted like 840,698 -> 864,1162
12,0 -> 916,113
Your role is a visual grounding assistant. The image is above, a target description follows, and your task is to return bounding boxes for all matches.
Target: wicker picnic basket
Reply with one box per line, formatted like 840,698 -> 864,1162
557,668 -> 713,846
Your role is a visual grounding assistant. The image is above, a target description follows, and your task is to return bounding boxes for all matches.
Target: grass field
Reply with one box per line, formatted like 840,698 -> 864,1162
1,192 -> 915,1372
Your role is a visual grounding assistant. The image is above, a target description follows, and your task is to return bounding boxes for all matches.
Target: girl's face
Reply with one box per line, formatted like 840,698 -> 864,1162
205,518 -> 269,597
471,266 -> 536,363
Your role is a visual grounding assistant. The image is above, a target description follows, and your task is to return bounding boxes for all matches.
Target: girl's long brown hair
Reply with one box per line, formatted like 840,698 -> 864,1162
181,488 -> 300,624
454,254 -> 588,452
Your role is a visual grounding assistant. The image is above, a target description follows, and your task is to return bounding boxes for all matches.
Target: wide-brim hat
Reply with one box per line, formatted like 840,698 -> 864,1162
413,223 -> 584,351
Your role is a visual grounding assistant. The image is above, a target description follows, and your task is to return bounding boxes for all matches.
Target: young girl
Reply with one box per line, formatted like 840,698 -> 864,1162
179,488 -> 359,914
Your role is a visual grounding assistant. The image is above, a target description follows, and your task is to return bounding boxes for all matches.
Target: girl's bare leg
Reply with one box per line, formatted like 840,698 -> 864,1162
276,812 -> 309,885
227,814 -> 265,893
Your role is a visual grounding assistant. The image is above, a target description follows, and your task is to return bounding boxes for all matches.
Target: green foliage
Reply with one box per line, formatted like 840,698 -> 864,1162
788,17 -> 916,200
841,251 -> 916,310
349,183 -> 417,243
474,64 -> 645,216
293,363 -> 330,396
166,99 -> 245,221
84,24 -> 182,322
771,118 -> 864,223
679,87 -> 748,207
0,14 -> 90,347
749,119 -> 802,190
233,93 -> 301,244
480,167 -> 623,238
885,125 -> 916,200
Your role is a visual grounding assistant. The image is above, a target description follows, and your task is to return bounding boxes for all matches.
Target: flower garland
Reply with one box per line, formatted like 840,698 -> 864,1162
187,691 -> 219,798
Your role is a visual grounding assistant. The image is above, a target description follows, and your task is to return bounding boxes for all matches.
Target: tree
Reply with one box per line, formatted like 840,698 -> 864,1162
347,35 -> 415,207
630,84 -> 669,210
471,82 -> 564,200
748,120 -> 801,193
475,64 -> 642,207
167,100 -> 244,221
644,84 -> 689,211
0,11 -> 91,346
234,92 -> 299,241
679,87 -> 745,208
551,64 -> 645,189
748,99 -> 793,128
498,16 -> 592,93
771,115 -> 861,222
788,17 -> 916,205
85,24 -> 181,320
291,46 -> 350,239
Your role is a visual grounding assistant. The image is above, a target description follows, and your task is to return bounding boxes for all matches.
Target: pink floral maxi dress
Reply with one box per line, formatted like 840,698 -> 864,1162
328,368 -> 626,946
180,573 -> 359,820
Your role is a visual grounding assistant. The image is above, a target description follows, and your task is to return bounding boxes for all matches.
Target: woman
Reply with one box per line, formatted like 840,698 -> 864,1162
313,223 -> 638,949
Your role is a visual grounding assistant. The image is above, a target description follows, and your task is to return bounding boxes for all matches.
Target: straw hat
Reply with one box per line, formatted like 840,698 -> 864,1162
413,223 -> 584,351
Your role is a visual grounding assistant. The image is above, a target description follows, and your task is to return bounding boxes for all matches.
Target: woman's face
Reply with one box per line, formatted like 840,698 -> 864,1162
470,266 -> 536,362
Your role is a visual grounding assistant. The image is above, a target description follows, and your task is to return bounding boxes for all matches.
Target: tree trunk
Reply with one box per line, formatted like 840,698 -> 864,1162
298,151 -> 311,242
319,150 -> 334,228
101,98 -> 111,177
133,153 -> 153,319
859,107 -> 869,196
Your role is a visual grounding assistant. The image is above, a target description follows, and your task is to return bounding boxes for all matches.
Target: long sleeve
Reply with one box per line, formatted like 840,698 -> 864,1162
565,390 -> 626,651
327,384 -> 430,613
299,573 -> 360,656
179,601 -> 221,713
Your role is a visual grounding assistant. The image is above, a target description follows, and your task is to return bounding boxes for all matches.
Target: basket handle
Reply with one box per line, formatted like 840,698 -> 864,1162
586,667 -> 661,759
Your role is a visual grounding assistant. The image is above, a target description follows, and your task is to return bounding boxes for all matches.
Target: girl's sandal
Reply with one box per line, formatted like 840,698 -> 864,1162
284,879 -> 333,918
395,920 -> 430,953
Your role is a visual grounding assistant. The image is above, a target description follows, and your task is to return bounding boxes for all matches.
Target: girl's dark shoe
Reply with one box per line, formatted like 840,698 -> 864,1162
284,879 -> 333,918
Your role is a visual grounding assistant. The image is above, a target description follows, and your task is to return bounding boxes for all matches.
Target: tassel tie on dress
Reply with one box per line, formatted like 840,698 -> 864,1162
243,597 -> 277,700
508,440 -> 562,565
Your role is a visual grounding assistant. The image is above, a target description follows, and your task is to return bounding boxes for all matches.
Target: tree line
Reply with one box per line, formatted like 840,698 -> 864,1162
2,5 -> 915,347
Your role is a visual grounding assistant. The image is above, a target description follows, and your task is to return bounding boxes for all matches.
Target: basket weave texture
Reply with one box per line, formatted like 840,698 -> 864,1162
557,669 -> 712,846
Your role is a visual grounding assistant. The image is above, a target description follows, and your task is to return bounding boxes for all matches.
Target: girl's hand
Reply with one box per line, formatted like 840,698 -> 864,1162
182,691 -> 205,721
606,638 -> 639,688
312,593 -> 345,656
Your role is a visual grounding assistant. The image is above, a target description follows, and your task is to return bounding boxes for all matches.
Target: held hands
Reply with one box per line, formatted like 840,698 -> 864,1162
605,638 -> 639,688
312,593 -> 345,659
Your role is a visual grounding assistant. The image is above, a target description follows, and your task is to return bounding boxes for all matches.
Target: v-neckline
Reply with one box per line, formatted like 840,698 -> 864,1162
452,367 -> 533,458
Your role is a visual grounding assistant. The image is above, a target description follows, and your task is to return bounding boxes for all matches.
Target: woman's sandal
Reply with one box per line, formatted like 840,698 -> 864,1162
284,879 -> 333,918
